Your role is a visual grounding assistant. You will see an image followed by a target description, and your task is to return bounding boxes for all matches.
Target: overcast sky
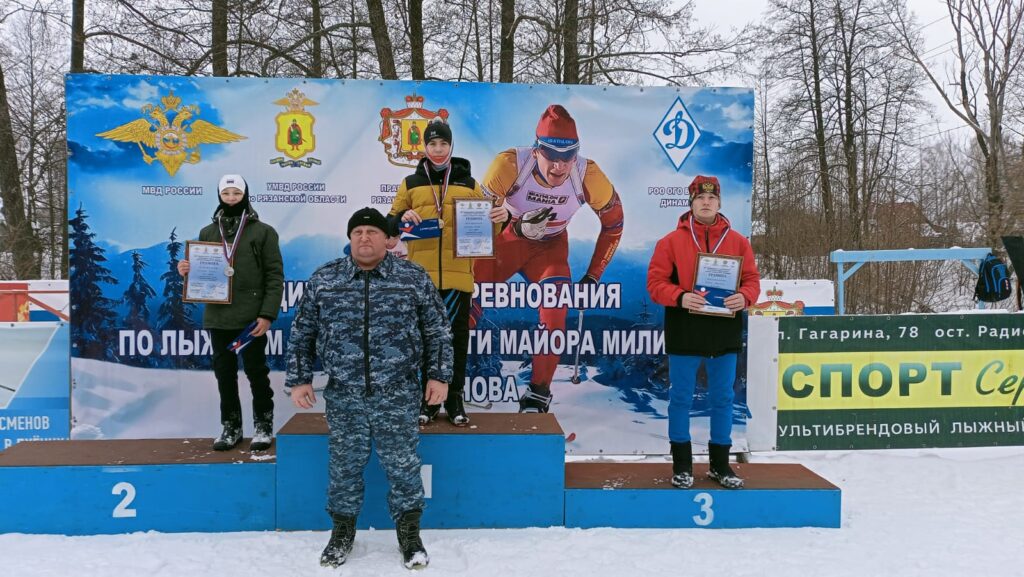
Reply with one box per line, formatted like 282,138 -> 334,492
692,0 -> 968,138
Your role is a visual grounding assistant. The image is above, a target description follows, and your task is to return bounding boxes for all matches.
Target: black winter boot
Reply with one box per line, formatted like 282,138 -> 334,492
320,513 -> 357,568
707,443 -> 744,489
418,401 -> 440,425
518,384 -> 552,413
396,509 -> 429,569
670,441 -> 693,489
250,411 -> 274,452
212,414 -> 242,451
444,390 -> 470,427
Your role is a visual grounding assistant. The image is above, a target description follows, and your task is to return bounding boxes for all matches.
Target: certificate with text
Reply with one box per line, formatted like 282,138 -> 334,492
183,241 -> 232,304
692,253 -> 742,317
453,199 -> 495,258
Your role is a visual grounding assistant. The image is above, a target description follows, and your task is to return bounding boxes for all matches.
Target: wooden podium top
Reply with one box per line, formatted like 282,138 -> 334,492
280,411 -> 564,436
0,439 -> 275,467
566,462 -> 838,490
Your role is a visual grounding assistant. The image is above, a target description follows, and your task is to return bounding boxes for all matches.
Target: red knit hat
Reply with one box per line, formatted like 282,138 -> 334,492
688,175 -> 721,198
535,105 -> 580,153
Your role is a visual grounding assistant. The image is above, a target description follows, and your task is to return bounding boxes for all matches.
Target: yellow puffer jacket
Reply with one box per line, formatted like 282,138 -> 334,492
388,157 -> 488,293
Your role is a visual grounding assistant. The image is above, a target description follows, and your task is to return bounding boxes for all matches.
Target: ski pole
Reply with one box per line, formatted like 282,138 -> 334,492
570,309 -> 584,384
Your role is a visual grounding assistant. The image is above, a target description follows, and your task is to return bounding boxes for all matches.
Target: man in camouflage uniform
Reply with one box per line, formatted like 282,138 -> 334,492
286,207 -> 453,570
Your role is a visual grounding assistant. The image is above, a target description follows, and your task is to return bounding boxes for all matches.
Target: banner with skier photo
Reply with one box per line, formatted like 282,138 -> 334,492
66,75 -> 754,454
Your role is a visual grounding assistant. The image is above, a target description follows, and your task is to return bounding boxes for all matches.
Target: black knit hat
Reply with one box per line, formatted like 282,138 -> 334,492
423,119 -> 452,146
347,207 -> 389,238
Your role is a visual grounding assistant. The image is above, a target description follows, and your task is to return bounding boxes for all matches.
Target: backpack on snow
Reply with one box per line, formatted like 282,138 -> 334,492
975,253 -> 1012,302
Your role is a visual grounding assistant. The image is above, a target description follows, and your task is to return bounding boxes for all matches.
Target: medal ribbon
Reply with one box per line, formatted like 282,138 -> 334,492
689,213 -> 729,254
424,164 -> 452,224
217,210 -> 250,268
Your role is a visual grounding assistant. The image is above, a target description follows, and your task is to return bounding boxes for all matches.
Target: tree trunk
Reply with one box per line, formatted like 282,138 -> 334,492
212,0 -> 228,76
409,0 -> 424,79
562,0 -> 579,84
366,0 -> 398,79
71,0 -> 86,72
499,0 -> 514,82
838,2 -> 860,249
808,0 -> 836,253
311,0 -> 324,78
0,61 -> 39,279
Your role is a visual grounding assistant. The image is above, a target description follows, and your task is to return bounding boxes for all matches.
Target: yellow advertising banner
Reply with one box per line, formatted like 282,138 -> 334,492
778,350 -> 1024,410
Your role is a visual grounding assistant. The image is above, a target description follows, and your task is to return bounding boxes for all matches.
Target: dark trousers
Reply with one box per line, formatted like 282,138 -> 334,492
424,289 -> 470,405
209,328 -> 273,424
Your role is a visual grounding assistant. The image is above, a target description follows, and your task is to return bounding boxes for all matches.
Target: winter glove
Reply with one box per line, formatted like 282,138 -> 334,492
513,206 -> 555,240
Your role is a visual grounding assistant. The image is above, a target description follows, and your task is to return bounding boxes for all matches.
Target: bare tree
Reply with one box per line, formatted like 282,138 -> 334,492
889,0 -> 1024,247
0,60 -> 40,279
366,0 -> 398,78
499,0 -> 514,82
211,0 -> 228,76
71,0 -> 85,72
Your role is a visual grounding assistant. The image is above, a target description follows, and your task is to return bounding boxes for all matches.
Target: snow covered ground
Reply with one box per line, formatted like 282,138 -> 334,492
6,446 -> 1023,577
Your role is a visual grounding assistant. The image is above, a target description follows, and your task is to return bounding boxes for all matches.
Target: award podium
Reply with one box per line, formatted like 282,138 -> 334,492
0,413 -> 841,534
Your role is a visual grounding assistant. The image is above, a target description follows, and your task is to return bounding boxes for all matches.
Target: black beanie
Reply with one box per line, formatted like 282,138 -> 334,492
347,207 -> 389,238
423,120 -> 452,146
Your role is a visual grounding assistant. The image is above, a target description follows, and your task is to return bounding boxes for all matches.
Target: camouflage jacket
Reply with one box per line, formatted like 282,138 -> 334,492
285,253 -> 454,394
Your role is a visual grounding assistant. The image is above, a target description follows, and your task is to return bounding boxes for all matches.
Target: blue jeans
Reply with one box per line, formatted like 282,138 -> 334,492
668,353 -> 737,446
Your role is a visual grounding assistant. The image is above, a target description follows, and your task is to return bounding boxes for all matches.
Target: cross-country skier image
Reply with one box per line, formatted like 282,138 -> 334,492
473,104 -> 625,413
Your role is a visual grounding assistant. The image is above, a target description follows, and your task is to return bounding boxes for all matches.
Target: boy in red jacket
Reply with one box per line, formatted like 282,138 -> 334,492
646,175 -> 760,489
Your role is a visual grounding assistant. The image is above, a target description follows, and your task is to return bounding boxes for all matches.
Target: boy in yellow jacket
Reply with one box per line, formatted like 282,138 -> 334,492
388,119 -> 508,425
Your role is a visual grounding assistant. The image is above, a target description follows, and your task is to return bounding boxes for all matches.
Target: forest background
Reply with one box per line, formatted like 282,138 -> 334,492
1,0 -> 1021,313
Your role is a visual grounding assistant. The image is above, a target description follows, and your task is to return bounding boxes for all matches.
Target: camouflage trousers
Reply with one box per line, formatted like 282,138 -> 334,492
324,381 -> 423,520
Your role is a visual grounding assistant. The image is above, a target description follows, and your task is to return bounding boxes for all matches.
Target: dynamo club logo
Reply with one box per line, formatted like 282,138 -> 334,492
653,97 -> 701,171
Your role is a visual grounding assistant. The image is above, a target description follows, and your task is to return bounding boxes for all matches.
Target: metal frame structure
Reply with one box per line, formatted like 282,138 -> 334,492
829,248 -> 990,314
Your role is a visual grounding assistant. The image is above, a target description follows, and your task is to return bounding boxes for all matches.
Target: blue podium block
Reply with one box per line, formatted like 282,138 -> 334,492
276,413 -> 565,530
564,462 -> 841,529
0,439 -> 276,535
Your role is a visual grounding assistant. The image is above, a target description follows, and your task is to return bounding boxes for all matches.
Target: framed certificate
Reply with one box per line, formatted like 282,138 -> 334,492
453,199 -> 495,258
692,253 -> 742,317
183,240 -> 233,304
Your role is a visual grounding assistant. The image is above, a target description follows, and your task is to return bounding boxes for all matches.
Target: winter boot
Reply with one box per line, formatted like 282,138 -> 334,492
707,443 -> 744,489
250,411 -> 274,452
320,513 -> 357,568
212,415 -> 242,451
444,391 -> 470,427
670,441 -> 694,489
418,400 -> 441,425
518,384 -> 553,413
396,509 -> 429,569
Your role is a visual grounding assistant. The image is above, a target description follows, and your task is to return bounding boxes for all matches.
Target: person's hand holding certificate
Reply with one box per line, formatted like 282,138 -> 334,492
692,253 -> 742,317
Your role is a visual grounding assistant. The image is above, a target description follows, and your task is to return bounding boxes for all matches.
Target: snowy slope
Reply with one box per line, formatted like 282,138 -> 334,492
5,447 -> 1023,577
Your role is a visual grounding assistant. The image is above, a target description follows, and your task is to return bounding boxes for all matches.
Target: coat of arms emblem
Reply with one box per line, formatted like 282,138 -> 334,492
271,88 -> 321,168
379,95 -> 449,168
96,92 -> 245,177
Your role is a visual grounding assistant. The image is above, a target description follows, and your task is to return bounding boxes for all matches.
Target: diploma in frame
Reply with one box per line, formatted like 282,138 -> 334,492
453,199 -> 495,258
183,240 -> 233,304
692,253 -> 742,317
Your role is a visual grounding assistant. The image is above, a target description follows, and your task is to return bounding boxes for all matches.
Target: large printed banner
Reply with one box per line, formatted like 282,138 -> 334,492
66,75 -> 753,454
0,323 -> 70,450
776,314 -> 1024,450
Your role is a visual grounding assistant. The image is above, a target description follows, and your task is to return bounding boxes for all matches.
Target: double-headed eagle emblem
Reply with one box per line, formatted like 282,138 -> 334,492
96,92 -> 245,177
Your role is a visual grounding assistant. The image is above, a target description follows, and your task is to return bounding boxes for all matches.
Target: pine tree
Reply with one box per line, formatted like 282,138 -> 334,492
156,227 -> 196,332
122,251 -> 156,327
69,205 -> 119,360
156,227 -> 200,368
